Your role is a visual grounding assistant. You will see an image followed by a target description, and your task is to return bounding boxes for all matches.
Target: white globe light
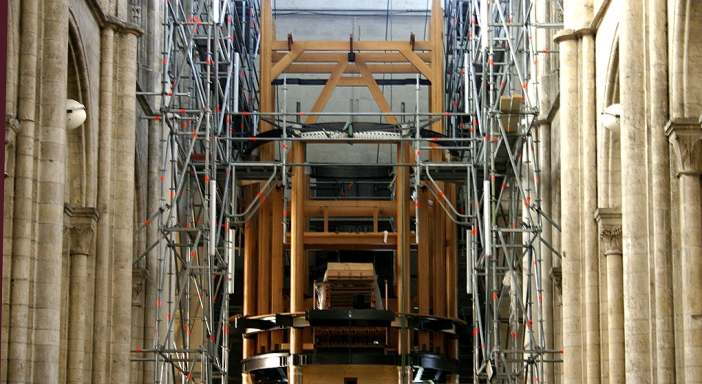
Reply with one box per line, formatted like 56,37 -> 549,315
600,103 -> 621,132
66,99 -> 87,130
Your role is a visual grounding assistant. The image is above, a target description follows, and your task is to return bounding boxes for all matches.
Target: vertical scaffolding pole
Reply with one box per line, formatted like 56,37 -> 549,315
444,0 -> 560,381
144,1 -> 261,383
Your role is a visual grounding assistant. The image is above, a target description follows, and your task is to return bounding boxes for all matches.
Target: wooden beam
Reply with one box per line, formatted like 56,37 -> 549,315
338,77 -> 368,87
272,40 -> 433,51
256,195 -> 271,352
396,143 -> 411,358
285,232 -> 411,249
430,0 -> 444,140
271,45 -> 304,79
270,187 -> 284,349
289,142 -> 305,365
400,48 -> 433,81
273,51 -> 432,63
304,199 -> 396,217
260,0 -> 274,161
432,187 -> 446,352
305,60 -> 348,124
242,187 -> 258,359
417,187 -> 431,350
285,63 -> 418,74
355,60 -> 398,124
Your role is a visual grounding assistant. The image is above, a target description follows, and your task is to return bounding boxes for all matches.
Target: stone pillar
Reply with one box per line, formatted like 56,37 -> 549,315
65,208 -> 98,384
92,26 -> 115,384
620,1 -> 651,381
109,31 -> 138,384
553,29 -> 582,383
33,0 -> 69,380
667,121 -> 702,382
580,31 -> 600,384
596,209 -> 624,384
7,0 -> 40,381
648,0 -> 675,381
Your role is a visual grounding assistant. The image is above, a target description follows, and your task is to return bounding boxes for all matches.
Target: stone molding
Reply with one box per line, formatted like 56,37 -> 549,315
553,27 -> 595,44
666,118 -> 702,176
5,116 -> 19,145
84,0 -> 144,36
595,208 -> 622,256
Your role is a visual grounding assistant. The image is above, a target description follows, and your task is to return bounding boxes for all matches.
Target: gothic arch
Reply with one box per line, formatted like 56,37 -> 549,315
65,13 -> 93,207
670,0 -> 702,117
603,35 -> 621,209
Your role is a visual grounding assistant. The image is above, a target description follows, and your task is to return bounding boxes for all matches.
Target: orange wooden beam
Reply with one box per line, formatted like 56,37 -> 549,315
273,51 -> 431,63
305,60 -> 348,124
272,40 -> 433,51
355,60 -> 398,124
285,63 -> 418,74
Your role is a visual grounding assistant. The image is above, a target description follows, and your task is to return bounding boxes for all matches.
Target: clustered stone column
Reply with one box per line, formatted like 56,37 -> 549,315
619,1 -> 652,381
109,31 -> 139,384
65,208 -> 98,384
596,209 -> 624,384
7,0 -> 40,381
33,0 -> 70,380
92,26 -> 115,384
553,29 -> 583,383
667,121 -> 702,382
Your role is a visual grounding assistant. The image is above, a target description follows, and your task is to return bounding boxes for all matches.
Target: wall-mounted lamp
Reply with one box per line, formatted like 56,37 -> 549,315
600,103 -> 621,132
66,99 -> 87,130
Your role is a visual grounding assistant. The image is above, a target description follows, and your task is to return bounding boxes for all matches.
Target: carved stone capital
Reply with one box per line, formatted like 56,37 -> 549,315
132,267 -> 146,306
666,118 -> 702,176
595,208 -> 622,256
551,266 -> 562,290
64,205 -> 99,256
69,224 -> 96,255
600,225 -> 622,256
5,116 -> 19,145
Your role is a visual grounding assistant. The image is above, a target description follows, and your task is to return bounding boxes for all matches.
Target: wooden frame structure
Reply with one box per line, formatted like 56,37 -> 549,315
240,1 -> 461,383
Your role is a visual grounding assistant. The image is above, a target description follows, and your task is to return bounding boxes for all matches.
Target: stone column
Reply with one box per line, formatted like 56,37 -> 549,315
65,208 -> 98,384
580,31 -> 600,384
648,0 -> 675,381
554,29 -> 582,383
667,121 -> 702,382
596,209 -> 624,384
620,1 -> 652,381
7,0 -> 40,381
109,31 -> 138,384
33,0 -> 69,380
92,26 -> 115,384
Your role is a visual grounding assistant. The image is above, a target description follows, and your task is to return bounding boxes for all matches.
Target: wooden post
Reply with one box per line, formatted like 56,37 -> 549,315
396,142 -> 411,382
418,188 -> 431,350
258,0 -> 274,355
260,0 -> 273,136
430,0 -> 444,138
257,197 -> 271,353
289,142 -> 306,384
243,187 -> 258,360
270,186 -> 284,349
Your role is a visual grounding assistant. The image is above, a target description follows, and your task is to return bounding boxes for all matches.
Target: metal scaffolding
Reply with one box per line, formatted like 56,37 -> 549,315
445,0 -> 560,382
140,0 -> 560,382
141,0 -> 261,382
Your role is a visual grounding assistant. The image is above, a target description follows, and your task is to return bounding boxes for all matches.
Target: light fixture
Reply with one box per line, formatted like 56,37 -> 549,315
600,103 -> 621,132
66,99 -> 87,130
